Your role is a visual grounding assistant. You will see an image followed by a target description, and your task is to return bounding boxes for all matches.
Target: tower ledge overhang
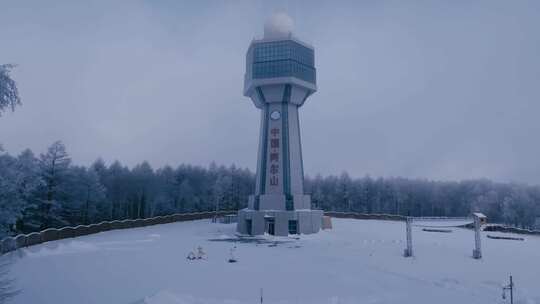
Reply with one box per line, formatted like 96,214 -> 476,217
244,76 -> 317,98
248,36 -> 315,51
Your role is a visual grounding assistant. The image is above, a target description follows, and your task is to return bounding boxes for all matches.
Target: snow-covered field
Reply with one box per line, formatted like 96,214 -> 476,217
2,218 -> 540,304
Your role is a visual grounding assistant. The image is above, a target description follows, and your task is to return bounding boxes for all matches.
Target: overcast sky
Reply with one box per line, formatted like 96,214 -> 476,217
1,1 -> 539,184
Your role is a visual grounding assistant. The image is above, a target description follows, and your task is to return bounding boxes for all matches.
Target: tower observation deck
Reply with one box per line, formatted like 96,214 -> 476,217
237,13 -> 322,236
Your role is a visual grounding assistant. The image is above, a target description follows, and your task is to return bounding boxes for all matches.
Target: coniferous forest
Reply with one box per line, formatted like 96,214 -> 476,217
1,140 -> 539,238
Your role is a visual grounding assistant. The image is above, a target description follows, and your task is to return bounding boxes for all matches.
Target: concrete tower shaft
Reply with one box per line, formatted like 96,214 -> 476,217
251,84 -> 309,210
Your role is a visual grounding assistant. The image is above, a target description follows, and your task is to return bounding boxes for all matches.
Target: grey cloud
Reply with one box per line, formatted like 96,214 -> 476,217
1,0 -> 539,184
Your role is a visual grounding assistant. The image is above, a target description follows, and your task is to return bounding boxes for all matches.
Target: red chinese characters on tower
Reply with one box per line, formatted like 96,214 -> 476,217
269,127 -> 280,186
271,138 -> 280,149
270,164 -> 279,174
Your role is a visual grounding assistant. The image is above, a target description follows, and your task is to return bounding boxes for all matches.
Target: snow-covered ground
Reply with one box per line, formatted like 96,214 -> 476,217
2,218 -> 540,304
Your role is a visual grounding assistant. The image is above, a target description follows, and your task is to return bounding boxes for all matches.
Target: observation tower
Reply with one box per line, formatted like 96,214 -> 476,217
237,13 -> 322,236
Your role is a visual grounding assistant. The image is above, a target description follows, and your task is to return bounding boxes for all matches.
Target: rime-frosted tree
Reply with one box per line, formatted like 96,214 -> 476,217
152,166 -> 172,215
0,153 -> 20,236
213,175 -> 233,212
63,166 -> 106,225
37,141 -> 71,229
0,64 -> 21,116
0,64 -> 22,304
177,179 -> 194,212
337,172 -> 352,211
13,149 -> 42,233
0,149 -> 42,236
101,160 -> 130,219
131,161 -> 155,218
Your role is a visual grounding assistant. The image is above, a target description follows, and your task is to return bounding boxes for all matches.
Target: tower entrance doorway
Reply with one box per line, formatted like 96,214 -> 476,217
265,217 -> 275,235
245,219 -> 252,235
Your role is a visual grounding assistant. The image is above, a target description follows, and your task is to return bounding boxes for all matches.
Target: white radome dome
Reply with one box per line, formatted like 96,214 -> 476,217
264,12 -> 294,39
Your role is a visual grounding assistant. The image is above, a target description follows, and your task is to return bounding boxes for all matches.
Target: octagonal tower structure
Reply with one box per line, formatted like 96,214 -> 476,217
237,14 -> 322,236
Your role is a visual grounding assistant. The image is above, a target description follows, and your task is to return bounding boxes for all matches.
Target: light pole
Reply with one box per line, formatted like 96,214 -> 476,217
502,275 -> 514,304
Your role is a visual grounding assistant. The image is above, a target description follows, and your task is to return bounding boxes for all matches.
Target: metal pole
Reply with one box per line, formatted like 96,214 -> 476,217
260,288 -> 263,304
510,276 -> 513,304
502,275 -> 514,303
404,217 -> 413,257
213,196 -> 219,223
473,215 -> 482,259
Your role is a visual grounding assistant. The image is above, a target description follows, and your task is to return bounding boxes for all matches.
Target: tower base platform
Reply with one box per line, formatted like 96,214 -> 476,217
237,209 -> 323,236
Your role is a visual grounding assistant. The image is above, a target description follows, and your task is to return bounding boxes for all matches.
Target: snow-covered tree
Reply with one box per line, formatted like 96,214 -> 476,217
63,166 -> 106,225
131,161 -> 155,218
213,175 -> 233,212
36,141 -> 71,229
0,64 -> 21,116
101,160 -> 130,220
0,149 -> 41,236
153,166 -> 180,215
14,149 -> 42,232
178,179 -> 194,212
0,153 -> 21,236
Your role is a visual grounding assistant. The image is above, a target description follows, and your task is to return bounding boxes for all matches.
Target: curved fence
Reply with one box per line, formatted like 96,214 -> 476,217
0,211 -> 236,256
325,212 -> 540,236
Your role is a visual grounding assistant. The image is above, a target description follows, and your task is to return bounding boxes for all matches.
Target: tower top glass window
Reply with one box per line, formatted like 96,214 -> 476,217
243,14 -> 317,104
246,40 -> 316,85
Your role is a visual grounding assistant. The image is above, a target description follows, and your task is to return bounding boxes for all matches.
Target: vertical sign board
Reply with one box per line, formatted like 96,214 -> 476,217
269,127 -> 280,188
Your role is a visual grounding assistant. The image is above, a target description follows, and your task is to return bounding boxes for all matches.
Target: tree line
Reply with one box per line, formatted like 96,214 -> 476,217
306,173 -> 540,228
0,141 -> 254,237
1,141 -> 539,238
